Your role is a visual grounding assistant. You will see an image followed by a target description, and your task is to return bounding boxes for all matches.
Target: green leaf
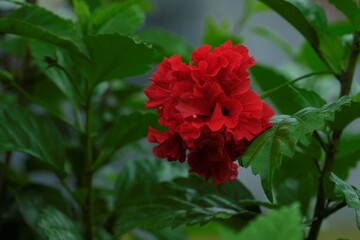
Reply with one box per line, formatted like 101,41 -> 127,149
241,96 -> 351,201
329,173 -> 360,229
259,0 -> 319,47
113,158 -> 188,208
0,4 -> 88,58
94,111 -> 159,169
0,162 -> 28,186
330,101 -> 360,131
273,139 -> 321,214
202,16 -> 241,47
334,134 -> 360,180
251,65 -> 326,114
113,160 -> 258,236
14,184 -> 71,232
329,0 -> 360,30
0,104 -> 66,174
138,28 -> 193,62
73,0 -> 91,35
92,1 -> 144,35
38,207 -> 83,240
29,39 -> 85,103
236,204 -> 303,240
82,34 -> 154,84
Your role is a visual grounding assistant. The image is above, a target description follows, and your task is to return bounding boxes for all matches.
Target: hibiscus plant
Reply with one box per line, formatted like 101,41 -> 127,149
0,0 -> 360,240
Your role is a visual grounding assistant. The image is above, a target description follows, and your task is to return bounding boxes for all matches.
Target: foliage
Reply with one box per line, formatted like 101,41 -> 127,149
0,0 -> 359,240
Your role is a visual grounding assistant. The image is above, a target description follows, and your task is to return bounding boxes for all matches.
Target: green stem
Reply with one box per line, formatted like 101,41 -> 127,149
260,71 -> 331,99
83,88 -> 94,240
307,31 -> 360,240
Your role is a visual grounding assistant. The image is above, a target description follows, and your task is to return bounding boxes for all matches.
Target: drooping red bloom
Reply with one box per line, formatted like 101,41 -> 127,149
145,40 -> 274,184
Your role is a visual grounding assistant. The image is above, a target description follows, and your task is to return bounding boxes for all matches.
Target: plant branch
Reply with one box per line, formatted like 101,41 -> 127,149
260,71 -> 331,99
307,31 -> 360,240
83,86 -> 94,240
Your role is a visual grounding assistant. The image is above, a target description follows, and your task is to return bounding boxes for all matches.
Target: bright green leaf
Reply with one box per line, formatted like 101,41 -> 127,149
329,0 -> 360,30
73,0 -> 91,35
82,34 -> 154,84
241,96 -> 351,201
94,112 -> 159,169
38,207 -> 83,240
0,4 -> 88,58
236,204 -> 303,240
330,173 -> 360,229
92,1 -> 144,35
202,16 -> 241,47
0,104 -> 66,174
138,28 -> 193,62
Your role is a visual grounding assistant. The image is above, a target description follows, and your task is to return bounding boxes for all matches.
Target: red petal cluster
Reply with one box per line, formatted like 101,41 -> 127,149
145,41 -> 274,184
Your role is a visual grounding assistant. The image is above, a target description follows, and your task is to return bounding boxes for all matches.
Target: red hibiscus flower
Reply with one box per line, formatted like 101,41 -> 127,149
145,40 -> 274,184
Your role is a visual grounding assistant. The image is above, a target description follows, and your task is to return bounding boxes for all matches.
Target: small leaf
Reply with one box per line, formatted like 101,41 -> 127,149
334,134 -> 360,180
241,96 -> 351,200
329,173 -> 360,229
73,0 -> 92,35
0,104 -> 66,174
202,16 -> 241,47
82,34 -> 154,84
330,101 -> 360,131
94,112 -> 159,169
138,28 -> 193,62
113,160 -> 258,236
329,0 -> 360,30
38,207 -> 83,240
92,0 -> 144,35
236,204 -> 303,240
0,4 -> 88,58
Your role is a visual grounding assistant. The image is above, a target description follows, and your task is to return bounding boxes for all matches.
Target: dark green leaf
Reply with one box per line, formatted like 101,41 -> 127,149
202,16 -> 241,47
94,112 -> 159,169
113,158 -> 188,208
330,101 -> 360,131
0,36 -> 27,56
241,96 -> 351,200
138,28 -> 193,62
92,1 -> 144,35
300,42 -> 327,71
82,34 -> 154,83
274,139 -> 321,214
38,207 -> 83,240
236,203 -> 303,240
259,0 -> 319,47
29,39 -> 84,103
334,134 -> 360,180
0,4 -> 88,58
329,0 -> 360,30
14,184 -> 71,231
0,104 -> 66,174
251,65 -> 326,114
329,173 -> 360,229
114,175 -> 258,236
0,162 -> 28,186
